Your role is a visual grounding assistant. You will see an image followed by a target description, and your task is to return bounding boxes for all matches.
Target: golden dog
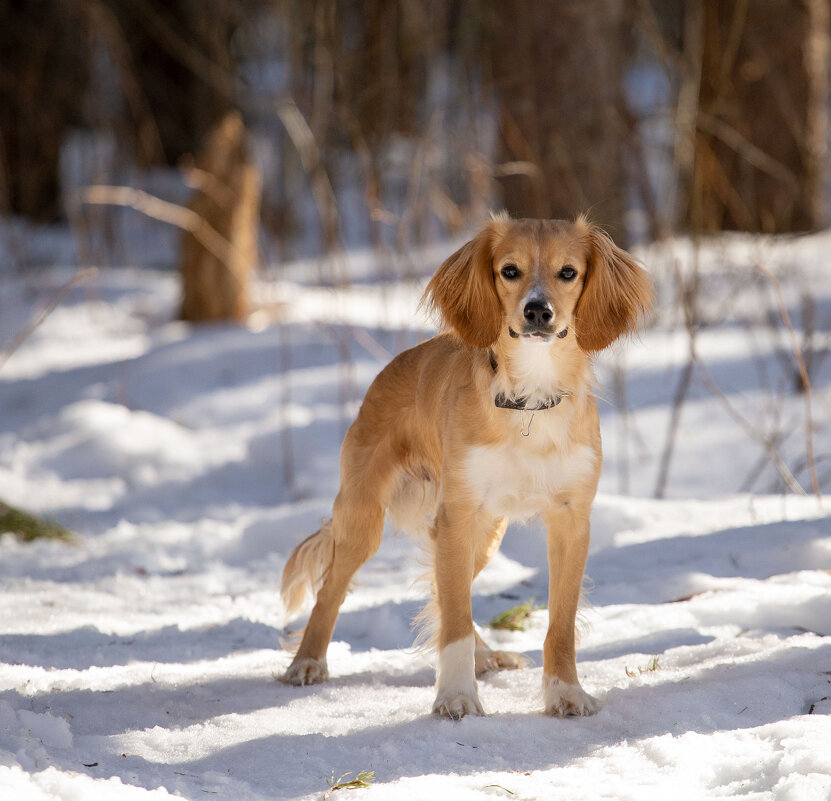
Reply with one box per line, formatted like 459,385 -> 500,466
280,213 -> 652,718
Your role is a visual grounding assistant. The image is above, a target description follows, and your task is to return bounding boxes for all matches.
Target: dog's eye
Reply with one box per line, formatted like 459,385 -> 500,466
559,265 -> 577,281
501,264 -> 520,280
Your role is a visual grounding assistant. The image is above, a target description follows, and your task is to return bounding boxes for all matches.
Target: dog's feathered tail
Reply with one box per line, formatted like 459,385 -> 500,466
281,519 -> 334,619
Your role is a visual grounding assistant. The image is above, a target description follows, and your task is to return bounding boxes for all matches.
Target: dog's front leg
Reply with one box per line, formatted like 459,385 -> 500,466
542,499 -> 600,717
431,502 -> 484,719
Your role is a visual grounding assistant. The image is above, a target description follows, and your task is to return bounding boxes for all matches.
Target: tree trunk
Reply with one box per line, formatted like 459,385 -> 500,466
0,0 -> 90,222
180,113 -> 260,323
686,0 -> 829,233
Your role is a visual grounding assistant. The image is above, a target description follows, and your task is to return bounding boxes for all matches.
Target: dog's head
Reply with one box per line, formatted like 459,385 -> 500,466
423,213 -> 652,352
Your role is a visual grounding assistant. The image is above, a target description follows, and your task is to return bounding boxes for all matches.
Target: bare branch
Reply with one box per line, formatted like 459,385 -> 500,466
78,184 -> 235,266
696,111 -> 800,190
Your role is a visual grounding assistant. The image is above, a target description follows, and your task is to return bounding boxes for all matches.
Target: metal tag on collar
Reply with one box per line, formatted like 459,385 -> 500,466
520,409 -> 535,437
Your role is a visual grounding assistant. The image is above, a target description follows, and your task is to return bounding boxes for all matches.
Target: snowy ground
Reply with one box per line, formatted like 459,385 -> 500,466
0,230 -> 830,800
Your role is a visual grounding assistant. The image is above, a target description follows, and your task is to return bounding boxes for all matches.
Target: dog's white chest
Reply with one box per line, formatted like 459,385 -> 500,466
464,439 -> 597,520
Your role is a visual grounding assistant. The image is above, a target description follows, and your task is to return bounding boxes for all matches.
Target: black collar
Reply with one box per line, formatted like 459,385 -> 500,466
487,344 -> 569,411
494,392 -> 565,411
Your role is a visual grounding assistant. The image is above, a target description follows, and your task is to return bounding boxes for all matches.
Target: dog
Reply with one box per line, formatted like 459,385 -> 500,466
280,213 -> 652,718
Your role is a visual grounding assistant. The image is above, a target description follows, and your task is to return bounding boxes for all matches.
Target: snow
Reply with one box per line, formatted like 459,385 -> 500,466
0,230 -> 830,800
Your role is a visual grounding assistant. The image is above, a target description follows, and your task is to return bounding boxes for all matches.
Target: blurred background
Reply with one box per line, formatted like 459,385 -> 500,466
1,0 -> 830,501
2,0 -> 827,262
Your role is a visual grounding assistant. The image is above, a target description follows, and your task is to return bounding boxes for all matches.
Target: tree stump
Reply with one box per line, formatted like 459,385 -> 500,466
180,112 -> 260,323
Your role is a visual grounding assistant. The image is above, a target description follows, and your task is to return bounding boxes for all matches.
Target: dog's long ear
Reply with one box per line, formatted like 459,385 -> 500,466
421,220 -> 505,349
574,221 -> 653,353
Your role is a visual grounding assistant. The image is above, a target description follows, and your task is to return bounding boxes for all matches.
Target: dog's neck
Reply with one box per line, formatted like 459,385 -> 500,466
488,327 -> 586,411
488,348 -> 566,411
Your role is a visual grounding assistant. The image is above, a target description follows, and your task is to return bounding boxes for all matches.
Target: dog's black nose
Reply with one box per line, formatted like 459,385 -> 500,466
523,300 -> 554,327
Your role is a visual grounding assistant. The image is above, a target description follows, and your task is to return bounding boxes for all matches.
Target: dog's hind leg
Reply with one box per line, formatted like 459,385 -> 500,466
474,631 -> 529,675
282,492 -> 384,686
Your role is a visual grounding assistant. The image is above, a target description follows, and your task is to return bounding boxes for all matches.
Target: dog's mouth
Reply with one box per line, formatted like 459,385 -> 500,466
508,326 -> 568,342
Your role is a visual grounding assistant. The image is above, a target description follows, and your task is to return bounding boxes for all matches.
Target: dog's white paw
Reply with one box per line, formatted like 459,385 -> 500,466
282,657 -> 328,686
433,690 -> 485,720
433,635 -> 483,718
543,676 -> 600,717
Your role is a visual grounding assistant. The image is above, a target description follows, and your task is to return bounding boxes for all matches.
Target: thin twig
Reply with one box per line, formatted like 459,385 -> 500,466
694,358 -> 808,495
275,96 -> 344,277
753,260 -> 821,498
654,357 -> 694,499
611,358 -> 631,494
277,317 -> 295,498
0,267 -> 98,374
654,245 -> 700,499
